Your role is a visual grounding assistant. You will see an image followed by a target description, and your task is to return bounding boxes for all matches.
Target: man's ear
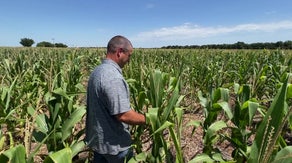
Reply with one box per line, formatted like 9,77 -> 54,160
117,48 -> 122,57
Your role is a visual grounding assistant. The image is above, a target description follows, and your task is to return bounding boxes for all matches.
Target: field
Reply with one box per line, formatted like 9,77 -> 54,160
1,47 -> 292,162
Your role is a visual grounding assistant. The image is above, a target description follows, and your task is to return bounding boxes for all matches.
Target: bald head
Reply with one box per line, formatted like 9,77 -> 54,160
107,35 -> 133,54
105,35 -> 134,68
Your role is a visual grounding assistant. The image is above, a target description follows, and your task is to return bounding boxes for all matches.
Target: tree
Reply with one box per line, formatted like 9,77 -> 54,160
283,41 -> 292,49
55,43 -> 68,48
20,38 -> 34,47
235,41 -> 246,49
36,41 -> 55,47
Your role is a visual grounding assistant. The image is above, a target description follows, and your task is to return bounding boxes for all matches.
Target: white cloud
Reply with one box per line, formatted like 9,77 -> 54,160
132,20 -> 292,43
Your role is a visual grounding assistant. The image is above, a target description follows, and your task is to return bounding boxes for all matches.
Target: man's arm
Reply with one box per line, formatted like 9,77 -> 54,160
116,110 -> 146,125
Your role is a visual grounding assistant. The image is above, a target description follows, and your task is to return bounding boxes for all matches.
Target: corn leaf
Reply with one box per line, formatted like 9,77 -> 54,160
61,106 -> 86,141
248,75 -> 289,163
273,146 -> 292,163
151,121 -> 173,136
44,147 -> 72,163
189,153 -> 215,163
0,145 -> 26,163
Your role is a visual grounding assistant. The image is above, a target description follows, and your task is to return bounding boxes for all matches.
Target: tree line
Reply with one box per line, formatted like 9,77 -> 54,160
162,40 -> 292,49
20,38 -> 68,48
20,37 -> 292,49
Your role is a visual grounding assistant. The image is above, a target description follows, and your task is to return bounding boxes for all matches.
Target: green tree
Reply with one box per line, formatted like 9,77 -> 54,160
36,41 -> 55,47
20,38 -> 34,47
235,41 -> 246,49
284,40 -> 292,49
55,43 -> 68,48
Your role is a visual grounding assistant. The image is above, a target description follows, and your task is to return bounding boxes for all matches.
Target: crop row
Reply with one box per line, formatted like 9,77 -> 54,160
0,47 -> 292,162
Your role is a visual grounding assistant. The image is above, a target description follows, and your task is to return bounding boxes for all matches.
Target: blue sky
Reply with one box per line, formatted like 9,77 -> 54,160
1,0 -> 292,48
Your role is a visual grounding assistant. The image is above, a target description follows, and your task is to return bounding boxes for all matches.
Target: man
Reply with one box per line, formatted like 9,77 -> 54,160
85,35 -> 146,163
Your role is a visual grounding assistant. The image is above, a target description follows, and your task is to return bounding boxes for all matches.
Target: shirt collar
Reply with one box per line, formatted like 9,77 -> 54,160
102,59 -> 122,74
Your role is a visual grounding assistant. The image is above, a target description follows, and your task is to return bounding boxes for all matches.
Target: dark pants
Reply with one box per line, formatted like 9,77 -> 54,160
93,148 -> 133,163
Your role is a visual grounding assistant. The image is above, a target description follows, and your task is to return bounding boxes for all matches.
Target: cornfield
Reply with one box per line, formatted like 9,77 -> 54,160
1,47 -> 292,163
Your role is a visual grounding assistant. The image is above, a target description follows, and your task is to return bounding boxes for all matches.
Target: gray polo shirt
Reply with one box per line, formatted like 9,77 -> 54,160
85,59 -> 132,155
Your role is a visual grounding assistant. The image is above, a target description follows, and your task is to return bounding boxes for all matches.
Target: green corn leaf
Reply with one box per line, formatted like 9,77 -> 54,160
4,59 -> 11,73
169,126 -> 183,163
248,75 -> 289,163
212,152 -> 225,162
240,84 -> 251,103
273,146 -> 292,163
52,103 -> 61,125
213,88 -> 229,102
27,106 -> 35,116
1,87 -> 8,102
62,106 -> 86,141
248,101 -> 259,125
217,101 -> 233,119
0,134 -> 5,151
5,76 -> 18,111
146,107 -> 159,129
198,91 -> 208,108
174,107 -> 184,127
67,100 -> 73,113
53,87 -> 71,100
138,91 -> 147,111
234,83 -> 240,94
70,140 -> 85,158
186,120 -> 201,127
149,70 -> 164,108
75,83 -> 86,92
287,84 -> 292,99
128,152 -> 147,163
161,79 -> 180,123
189,153 -> 215,163
4,109 -> 16,121
35,114 -> 49,133
151,121 -> 174,136
205,120 -> 227,143
187,120 -> 201,136
44,147 -> 72,163
0,145 -> 26,163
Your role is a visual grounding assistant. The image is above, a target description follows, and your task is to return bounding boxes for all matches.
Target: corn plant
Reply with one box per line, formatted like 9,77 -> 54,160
0,143 -> 76,163
1,47 -> 292,162
0,77 -> 18,127
30,79 -> 86,154
127,69 -> 149,154
129,69 -> 184,163
188,87 -> 232,162
218,84 -> 260,162
248,73 -> 292,163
